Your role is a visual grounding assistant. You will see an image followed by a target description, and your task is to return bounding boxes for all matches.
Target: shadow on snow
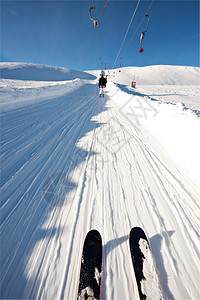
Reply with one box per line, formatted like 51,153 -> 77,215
116,83 -> 200,117
0,83 -> 107,299
150,231 -> 175,300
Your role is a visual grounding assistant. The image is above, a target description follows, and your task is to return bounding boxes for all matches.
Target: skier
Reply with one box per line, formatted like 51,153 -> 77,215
99,72 -> 107,97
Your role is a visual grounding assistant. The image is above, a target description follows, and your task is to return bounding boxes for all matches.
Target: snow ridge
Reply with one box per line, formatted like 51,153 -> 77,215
0,62 -> 95,81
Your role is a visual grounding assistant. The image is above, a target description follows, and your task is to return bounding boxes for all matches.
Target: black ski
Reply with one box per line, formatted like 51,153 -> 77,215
77,230 -> 103,300
129,227 -> 162,300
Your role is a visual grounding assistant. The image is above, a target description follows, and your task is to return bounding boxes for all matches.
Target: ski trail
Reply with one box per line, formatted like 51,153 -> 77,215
1,81 -> 199,299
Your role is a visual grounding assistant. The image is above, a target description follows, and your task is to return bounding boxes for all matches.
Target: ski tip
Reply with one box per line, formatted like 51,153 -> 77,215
129,227 -> 149,247
84,229 -> 102,244
130,227 -> 147,238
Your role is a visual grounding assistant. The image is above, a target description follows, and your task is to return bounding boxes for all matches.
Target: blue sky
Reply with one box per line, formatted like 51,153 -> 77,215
1,0 -> 199,71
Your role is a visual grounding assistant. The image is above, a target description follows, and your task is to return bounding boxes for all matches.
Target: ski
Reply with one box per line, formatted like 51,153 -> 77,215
77,230 -> 103,300
129,227 -> 162,300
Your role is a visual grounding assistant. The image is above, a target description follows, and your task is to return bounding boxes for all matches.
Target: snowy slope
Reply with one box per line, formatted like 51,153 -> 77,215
0,62 -> 95,81
88,65 -> 200,111
0,63 -> 200,300
0,62 -> 95,112
112,65 -> 199,86
110,65 -> 200,111
88,65 -> 200,85
0,78 -> 85,112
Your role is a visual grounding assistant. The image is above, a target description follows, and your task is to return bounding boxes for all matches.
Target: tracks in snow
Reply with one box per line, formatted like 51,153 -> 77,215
0,82 -> 199,299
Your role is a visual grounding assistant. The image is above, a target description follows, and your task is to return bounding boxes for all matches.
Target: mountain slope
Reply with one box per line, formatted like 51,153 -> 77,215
87,65 -> 200,85
0,62 -> 95,81
0,63 -> 200,300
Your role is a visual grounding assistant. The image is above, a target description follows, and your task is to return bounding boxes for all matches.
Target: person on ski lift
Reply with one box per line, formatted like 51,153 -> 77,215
99,73 -> 107,97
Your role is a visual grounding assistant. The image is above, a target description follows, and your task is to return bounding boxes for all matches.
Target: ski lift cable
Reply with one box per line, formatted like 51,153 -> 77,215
140,14 -> 150,50
112,0 -> 141,69
143,14 -> 150,33
96,27 -> 103,60
98,0 -> 110,19
89,0 -> 110,67
121,0 -> 155,57
89,0 -> 110,27
93,0 -> 97,19
90,0 -> 103,64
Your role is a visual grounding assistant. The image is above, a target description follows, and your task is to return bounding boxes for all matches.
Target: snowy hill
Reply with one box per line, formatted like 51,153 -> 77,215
87,64 -> 200,85
0,62 -> 95,81
0,63 -> 200,300
88,65 -> 200,111
112,65 -> 199,85
0,63 -> 96,112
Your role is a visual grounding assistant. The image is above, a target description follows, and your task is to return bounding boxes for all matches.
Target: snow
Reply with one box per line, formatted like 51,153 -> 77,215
139,238 -> 162,299
1,62 -> 95,81
0,63 -> 200,300
0,78 -> 86,112
107,80 -> 200,188
88,65 -> 200,86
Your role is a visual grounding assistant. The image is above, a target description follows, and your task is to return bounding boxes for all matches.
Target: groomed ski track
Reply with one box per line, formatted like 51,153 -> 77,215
1,80 -> 199,299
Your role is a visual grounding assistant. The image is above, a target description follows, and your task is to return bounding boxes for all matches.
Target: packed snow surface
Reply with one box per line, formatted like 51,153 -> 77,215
0,63 -> 200,299
139,238 -> 162,299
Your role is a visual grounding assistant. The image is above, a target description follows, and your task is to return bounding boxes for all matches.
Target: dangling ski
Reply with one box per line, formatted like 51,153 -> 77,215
77,230 -> 103,300
129,227 -> 162,300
